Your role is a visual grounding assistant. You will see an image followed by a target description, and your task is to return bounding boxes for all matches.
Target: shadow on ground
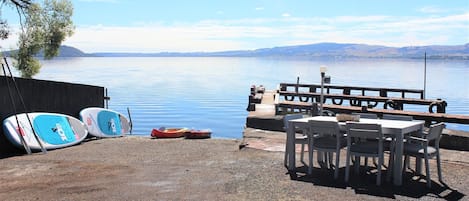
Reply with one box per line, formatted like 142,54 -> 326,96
287,165 -> 466,200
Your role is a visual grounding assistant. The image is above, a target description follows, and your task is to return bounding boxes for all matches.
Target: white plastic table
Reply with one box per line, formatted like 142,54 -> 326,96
286,116 -> 424,186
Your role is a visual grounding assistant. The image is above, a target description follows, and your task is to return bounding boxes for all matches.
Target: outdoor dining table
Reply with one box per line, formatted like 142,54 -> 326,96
286,115 -> 424,186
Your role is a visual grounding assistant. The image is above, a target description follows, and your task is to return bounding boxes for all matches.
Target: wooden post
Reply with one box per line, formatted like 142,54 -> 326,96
424,52 -> 427,99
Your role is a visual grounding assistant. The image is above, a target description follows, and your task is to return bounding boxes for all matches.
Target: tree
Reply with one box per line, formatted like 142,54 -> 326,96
1,0 -> 74,78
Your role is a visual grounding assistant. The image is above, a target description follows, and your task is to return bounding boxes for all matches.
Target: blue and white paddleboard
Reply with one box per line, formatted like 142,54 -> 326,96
79,107 -> 130,138
2,113 -> 88,150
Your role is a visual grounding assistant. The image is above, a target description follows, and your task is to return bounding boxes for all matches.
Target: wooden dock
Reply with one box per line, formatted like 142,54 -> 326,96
246,88 -> 469,151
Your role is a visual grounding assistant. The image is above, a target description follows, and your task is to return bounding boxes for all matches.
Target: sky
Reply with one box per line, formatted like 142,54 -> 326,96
1,0 -> 469,53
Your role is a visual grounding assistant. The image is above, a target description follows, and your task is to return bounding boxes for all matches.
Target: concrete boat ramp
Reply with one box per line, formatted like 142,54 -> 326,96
0,90 -> 468,200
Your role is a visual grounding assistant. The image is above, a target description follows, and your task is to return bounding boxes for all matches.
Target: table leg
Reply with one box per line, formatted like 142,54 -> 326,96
287,121 -> 296,171
393,133 -> 404,186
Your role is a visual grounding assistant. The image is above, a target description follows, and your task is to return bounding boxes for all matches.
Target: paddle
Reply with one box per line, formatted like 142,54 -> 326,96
127,107 -> 133,134
3,57 -> 47,154
1,63 -> 32,154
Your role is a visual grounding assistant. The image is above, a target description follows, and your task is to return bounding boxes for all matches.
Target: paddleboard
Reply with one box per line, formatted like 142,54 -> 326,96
2,112 -> 88,150
79,107 -> 130,137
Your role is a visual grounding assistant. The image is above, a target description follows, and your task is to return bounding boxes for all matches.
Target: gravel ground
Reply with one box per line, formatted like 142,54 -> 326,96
0,134 -> 467,201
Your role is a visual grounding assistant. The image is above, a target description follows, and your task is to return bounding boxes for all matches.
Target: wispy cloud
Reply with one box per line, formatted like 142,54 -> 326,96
282,13 -> 291,17
418,6 -> 446,14
255,7 -> 264,11
25,12 -> 467,52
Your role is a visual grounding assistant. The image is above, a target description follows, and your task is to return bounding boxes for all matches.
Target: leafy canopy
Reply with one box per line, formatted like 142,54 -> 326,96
1,0 -> 74,78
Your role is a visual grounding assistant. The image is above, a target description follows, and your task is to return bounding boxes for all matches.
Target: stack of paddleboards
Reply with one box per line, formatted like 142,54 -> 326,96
2,107 -> 131,151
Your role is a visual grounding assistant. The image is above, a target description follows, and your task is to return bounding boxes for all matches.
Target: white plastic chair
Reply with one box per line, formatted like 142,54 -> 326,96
345,122 -> 384,186
403,122 -> 445,188
283,114 -> 308,168
307,120 -> 346,179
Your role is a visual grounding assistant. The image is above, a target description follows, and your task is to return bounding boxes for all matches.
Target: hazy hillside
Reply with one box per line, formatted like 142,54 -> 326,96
2,43 -> 468,59
1,45 -> 88,57
92,43 -> 469,59
40,45 -> 88,57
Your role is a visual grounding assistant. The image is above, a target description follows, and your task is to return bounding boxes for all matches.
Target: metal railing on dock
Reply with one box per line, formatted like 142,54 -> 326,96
278,83 -> 447,113
254,83 -> 469,126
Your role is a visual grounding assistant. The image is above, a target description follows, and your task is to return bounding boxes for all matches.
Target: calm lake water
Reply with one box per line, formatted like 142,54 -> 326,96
31,57 -> 469,138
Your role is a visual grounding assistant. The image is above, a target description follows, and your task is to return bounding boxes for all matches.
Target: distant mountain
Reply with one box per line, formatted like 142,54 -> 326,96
3,43 -> 468,59
1,45 -> 88,57
91,43 -> 469,59
40,45 -> 88,57
202,43 -> 469,59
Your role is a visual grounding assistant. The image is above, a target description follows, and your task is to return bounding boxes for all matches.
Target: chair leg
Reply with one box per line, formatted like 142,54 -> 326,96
345,151 -> 351,183
386,143 -> 395,182
424,155 -> 431,188
386,154 -> 394,182
416,157 -> 422,175
404,156 -> 410,172
355,156 -> 360,174
364,157 -> 369,171
377,155 -> 383,186
308,143 -> 314,175
334,151 -> 340,180
318,151 -> 325,167
373,157 -> 378,168
436,152 -> 443,183
284,149 -> 288,168
300,143 -> 305,165
328,152 -> 334,169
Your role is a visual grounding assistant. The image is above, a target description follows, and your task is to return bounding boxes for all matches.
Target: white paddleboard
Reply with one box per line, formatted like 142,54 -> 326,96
2,112 -> 88,150
79,107 -> 130,138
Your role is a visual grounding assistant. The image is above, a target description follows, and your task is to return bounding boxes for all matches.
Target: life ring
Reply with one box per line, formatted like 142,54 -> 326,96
384,100 -> 402,110
349,99 -> 362,106
366,100 -> 378,108
284,95 -> 294,101
299,96 -> 310,102
332,97 -> 343,105
314,96 -> 327,103
384,100 -> 395,109
429,102 -> 441,113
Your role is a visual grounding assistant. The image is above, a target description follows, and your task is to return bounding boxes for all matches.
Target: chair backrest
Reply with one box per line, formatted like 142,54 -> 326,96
382,114 -> 413,121
351,112 -> 378,119
425,122 -> 445,143
308,120 -> 340,137
346,122 -> 383,140
283,113 -> 304,130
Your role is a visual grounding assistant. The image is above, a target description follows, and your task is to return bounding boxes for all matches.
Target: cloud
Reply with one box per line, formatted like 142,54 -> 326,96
54,12 -> 469,52
419,6 -> 446,14
255,7 -> 264,11
63,25 -> 251,53
282,13 -> 291,17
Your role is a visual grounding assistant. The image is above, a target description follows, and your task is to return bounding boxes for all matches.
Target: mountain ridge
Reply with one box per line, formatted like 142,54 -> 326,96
3,43 -> 468,59
89,42 -> 469,59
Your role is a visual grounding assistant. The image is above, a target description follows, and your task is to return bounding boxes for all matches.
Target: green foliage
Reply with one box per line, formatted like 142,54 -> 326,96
5,0 -> 74,78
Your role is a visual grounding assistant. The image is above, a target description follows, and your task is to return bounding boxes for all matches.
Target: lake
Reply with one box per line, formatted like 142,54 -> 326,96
31,57 -> 468,138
